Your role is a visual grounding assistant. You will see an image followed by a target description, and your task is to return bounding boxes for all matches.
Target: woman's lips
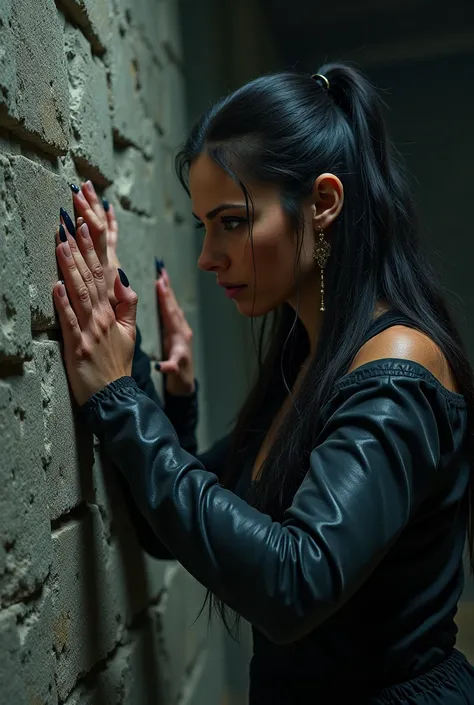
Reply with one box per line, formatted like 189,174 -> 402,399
224,285 -> 247,299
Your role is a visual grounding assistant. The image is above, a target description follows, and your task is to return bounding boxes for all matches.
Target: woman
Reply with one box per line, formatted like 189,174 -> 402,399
54,63 -> 474,703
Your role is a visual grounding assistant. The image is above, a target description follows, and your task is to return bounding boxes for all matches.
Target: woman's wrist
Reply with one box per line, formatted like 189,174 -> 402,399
164,375 -> 196,397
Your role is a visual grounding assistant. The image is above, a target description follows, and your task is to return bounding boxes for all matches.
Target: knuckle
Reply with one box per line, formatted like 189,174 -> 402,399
77,285 -> 90,303
96,313 -> 111,334
77,343 -> 92,361
91,263 -> 105,282
95,221 -> 106,237
91,326 -> 102,345
82,268 -> 95,287
67,315 -> 79,331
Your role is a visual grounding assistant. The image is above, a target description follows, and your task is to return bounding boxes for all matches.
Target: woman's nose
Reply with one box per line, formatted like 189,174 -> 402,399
197,237 -> 230,273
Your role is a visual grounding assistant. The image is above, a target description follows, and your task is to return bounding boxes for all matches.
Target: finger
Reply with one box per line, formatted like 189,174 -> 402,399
77,217 -> 84,228
161,267 -> 171,288
53,280 -> 83,349
114,269 -> 138,337
105,203 -> 118,244
155,359 -> 180,375
72,188 -> 107,264
155,277 -> 180,331
60,215 -> 99,310
82,180 -> 107,224
56,237 -> 93,330
75,223 -> 110,307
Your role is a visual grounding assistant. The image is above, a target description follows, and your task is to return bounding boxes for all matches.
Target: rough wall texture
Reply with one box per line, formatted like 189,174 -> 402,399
0,1 -> 223,703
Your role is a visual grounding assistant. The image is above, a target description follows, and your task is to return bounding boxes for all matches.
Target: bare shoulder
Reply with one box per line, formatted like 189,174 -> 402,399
347,325 -> 459,394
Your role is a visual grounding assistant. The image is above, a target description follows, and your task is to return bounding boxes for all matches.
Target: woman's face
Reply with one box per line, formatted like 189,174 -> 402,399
189,152 -> 319,318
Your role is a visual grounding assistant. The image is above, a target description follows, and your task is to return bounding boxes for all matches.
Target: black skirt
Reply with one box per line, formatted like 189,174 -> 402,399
248,649 -> 474,704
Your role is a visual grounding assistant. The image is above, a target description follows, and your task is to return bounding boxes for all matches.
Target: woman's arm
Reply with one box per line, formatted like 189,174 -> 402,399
124,325 -> 232,558
80,361 -> 448,643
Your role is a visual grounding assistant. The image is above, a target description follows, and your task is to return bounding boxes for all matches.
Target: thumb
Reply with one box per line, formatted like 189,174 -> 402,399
114,268 -> 138,333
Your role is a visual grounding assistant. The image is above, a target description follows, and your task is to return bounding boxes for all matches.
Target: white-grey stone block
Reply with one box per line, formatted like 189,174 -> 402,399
0,0 -> 69,154
50,505 -> 125,701
65,26 -> 114,184
107,17 -> 148,150
0,156 -> 32,362
0,366 -> 52,606
134,36 -> 164,131
114,206 -> 159,357
0,588 -> 58,705
153,564 -> 208,703
157,0 -> 183,66
114,146 -> 156,217
161,63 -> 187,147
62,634 -> 167,705
34,341 -> 94,521
56,0 -> 112,55
9,156 -> 72,330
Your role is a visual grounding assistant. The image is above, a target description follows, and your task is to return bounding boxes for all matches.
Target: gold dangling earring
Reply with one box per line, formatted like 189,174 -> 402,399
312,226 -> 331,312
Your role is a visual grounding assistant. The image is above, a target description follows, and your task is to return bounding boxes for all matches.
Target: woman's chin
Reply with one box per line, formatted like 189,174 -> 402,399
234,298 -> 277,318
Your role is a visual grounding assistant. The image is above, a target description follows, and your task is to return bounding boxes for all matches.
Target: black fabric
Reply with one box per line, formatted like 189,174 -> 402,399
81,311 -> 474,702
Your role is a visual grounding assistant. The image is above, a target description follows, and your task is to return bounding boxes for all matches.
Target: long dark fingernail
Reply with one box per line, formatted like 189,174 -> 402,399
59,224 -> 67,242
154,363 -> 161,371
118,268 -> 129,287
60,207 -> 76,239
102,198 -> 110,212
155,257 -> 164,277
69,183 -> 80,194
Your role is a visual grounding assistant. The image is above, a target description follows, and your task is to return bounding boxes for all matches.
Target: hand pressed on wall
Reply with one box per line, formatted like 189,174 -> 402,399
53,214 -> 137,407
69,180 -> 121,308
155,266 -> 195,396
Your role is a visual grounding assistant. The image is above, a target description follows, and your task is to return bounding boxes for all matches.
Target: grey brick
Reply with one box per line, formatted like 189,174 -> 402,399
114,147 -> 154,216
153,565 -> 208,703
56,0 -> 112,55
161,64 -> 187,147
50,505 -> 125,701
114,207 -> 159,357
135,38 -> 164,131
0,588 -> 58,705
113,131 -> 166,216
65,26 -> 114,184
157,0 -> 183,66
107,17 -> 148,150
10,156 -> 72,330
116,0 -> 164,65
34,341 -> 94,521
0,0 -> 69,154
63,636 -> 167,705
0,156 -> 32,362
0,366 -> 52,607
161,219 -> 197,310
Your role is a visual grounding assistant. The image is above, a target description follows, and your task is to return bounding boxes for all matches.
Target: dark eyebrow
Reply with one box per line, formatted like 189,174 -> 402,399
192,204 -> 247,221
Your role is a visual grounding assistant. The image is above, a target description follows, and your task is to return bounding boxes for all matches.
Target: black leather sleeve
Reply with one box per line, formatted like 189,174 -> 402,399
121,326 -> 231,558
80,361 -> 448,644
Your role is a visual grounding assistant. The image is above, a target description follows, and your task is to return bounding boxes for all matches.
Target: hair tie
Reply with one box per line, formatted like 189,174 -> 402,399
311,73 -> 330,91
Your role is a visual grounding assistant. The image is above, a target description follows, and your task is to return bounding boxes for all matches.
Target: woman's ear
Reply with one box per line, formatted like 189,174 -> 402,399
312,173 -> 344,231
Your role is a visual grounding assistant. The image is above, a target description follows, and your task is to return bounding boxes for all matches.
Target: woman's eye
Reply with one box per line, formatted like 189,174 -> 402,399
221,217 -> 246,232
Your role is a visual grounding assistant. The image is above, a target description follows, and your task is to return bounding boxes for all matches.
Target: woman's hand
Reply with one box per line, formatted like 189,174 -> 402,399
156,267 -> 195,396
69,181 -> 120,308
53,215 -> 137,407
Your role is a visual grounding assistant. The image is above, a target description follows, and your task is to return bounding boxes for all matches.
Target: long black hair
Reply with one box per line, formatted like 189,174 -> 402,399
176,63 -> 474,635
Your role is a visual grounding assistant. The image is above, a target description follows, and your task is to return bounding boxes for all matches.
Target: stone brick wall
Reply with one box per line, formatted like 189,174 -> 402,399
0,1 -> 223,703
